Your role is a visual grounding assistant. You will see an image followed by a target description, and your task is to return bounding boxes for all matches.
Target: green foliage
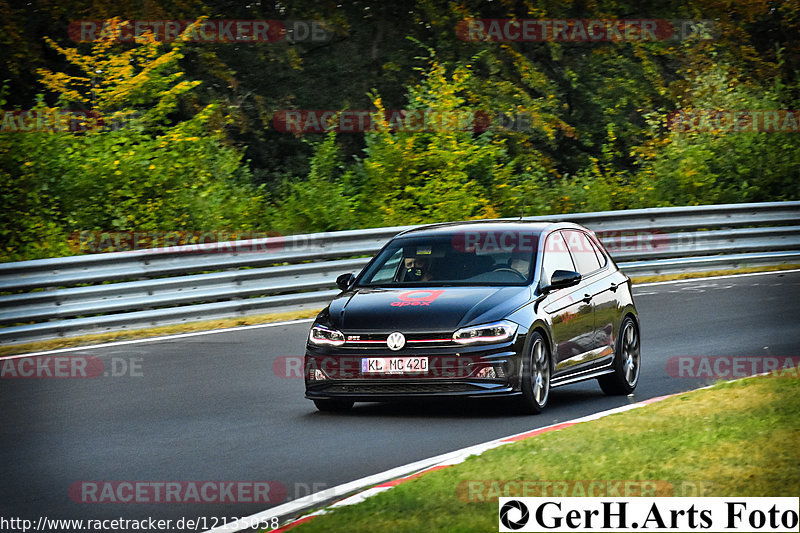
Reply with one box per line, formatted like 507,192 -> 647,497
0,127 -> 71,261
273,129 -> 355,233
357,58 -> 510,226
3,1 -> 800,260
634,59 -> 800,206
1,21 -> 266,261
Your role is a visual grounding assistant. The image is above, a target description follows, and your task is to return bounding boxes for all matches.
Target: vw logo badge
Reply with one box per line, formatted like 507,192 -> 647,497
386,332 -> 405,351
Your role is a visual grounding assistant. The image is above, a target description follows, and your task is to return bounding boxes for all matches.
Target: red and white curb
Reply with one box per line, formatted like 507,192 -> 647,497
205,393 -> 676,533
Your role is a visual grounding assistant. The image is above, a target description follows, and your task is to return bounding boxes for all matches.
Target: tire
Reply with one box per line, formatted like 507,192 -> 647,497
313,399 -> 354,412
518,332 -> 551,414
598,316 -> 641,395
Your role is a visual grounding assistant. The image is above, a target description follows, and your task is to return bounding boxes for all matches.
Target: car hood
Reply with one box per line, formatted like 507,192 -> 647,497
327,286 -> 531,333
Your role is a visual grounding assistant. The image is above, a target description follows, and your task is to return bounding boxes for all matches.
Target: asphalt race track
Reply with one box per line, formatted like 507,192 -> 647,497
1,270 -> 799,531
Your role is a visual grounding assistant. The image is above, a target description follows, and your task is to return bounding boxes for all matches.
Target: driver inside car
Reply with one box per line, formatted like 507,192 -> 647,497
508,251 -> 532,277
403,256 -> 433,282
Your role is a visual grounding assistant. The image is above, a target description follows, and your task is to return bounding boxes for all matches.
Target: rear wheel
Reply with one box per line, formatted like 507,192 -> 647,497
313,399 -> 354,412
518,332 -> 551,414
598,316 -> 640,395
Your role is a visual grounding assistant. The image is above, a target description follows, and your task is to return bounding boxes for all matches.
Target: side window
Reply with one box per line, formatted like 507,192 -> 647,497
369,248 -> 403,283
564,230 -> 602,276
589,236 -> 608,268
542,231 -> 575,285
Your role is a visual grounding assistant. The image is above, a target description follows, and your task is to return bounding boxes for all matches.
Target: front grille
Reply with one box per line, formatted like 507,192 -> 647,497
343,332 -> 454,348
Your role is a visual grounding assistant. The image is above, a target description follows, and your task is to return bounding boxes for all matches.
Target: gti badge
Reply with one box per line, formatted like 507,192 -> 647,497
386,331 -> 405,351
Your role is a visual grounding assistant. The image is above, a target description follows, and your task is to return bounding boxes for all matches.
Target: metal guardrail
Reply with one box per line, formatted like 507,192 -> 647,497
2,201 -> 799,345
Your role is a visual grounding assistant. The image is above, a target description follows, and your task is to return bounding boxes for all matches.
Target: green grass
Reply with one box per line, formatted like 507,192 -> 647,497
628,263 -> 800,284
286,374 -> 800,532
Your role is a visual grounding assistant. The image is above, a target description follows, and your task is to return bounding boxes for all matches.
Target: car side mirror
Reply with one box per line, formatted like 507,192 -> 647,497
541,269 -> 581,293
336,273 -> 356,291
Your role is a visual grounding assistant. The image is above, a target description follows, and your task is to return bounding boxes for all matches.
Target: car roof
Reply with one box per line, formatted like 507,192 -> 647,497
393,219 -> 584,238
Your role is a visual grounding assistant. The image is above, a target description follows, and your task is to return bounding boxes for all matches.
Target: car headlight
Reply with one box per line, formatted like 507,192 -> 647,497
309,325 -> 345,346
453,320 -> 518,344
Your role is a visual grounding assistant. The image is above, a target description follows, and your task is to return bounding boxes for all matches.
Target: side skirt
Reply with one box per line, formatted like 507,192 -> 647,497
551,364 -> 614,388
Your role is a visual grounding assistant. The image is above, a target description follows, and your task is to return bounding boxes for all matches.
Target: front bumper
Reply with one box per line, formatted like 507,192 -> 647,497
306,380 -> 520,402
304,331 -> 528,402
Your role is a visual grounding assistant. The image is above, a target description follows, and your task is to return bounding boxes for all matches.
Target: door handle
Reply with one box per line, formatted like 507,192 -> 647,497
583,293 -> 592,303
609,282 -> 618,292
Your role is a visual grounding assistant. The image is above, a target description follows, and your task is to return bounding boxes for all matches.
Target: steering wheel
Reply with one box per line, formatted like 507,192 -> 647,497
491,267 -> 527,281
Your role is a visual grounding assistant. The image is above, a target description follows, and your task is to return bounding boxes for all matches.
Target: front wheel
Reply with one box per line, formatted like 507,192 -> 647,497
313,399 -> 354,412
598,316 -> 640,395
518,332 -> 551,414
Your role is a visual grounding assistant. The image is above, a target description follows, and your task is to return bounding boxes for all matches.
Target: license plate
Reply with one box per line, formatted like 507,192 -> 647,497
361,357 -> 429,374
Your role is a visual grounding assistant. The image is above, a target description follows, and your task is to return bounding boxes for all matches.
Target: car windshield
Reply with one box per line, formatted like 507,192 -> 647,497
357,231 -> 539,287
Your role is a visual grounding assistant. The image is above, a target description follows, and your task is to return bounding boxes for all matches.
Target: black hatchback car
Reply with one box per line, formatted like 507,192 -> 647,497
304,221 -> 640,413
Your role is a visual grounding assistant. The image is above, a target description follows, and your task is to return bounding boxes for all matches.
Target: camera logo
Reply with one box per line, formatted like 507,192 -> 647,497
500,499 -> 530,530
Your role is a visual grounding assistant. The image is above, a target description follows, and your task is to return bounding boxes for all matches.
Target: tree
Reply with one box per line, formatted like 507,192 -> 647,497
354,54 -> 507,226
0,18 -> 266,260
